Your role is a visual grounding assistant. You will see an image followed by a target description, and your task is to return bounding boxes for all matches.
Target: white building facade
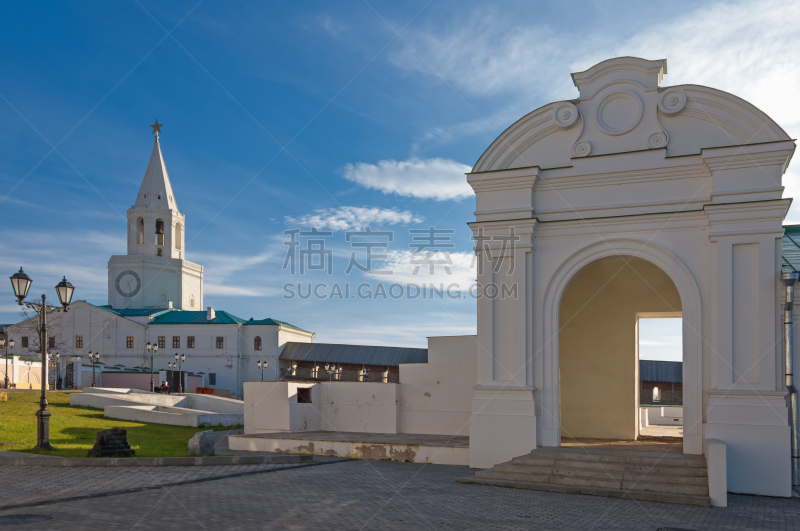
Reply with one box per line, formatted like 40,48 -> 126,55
467,57 -> 796,497
7,132 -> 312,396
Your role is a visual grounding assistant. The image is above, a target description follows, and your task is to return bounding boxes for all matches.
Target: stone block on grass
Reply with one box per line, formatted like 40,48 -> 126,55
188,430 -> 215,456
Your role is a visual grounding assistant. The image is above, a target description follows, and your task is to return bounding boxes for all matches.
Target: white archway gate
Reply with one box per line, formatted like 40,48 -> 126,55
466,57 -> 795,497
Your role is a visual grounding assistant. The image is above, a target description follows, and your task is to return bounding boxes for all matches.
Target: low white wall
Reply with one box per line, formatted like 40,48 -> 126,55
318,382 -> 398,434
399,335 -> 477,436
243,335 -> 478,437
244,381 -> 398,434
640,406 -> 683,426
71,388 -> 243,414
104,404 -> 242,427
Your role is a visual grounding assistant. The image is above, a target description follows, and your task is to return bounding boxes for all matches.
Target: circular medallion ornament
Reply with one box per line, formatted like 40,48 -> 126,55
658,88 -> 687,114
115,270 -> 142,298
647,132 -> 668,149
595,91 -> 643,136
552,102 -> 579,128
572,141 -> 592,158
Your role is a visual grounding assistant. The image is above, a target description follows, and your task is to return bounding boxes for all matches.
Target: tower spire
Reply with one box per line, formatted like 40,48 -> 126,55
135,122 -> 177,211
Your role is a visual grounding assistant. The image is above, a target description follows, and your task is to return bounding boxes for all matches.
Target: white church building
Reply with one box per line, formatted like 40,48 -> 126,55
6,131 -> 312,395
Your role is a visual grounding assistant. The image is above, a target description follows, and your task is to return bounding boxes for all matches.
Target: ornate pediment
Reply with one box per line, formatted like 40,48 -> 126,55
473,57 -> 790,173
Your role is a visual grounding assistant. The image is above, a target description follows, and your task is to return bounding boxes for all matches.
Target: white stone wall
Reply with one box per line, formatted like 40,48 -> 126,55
399,335 -> 477,436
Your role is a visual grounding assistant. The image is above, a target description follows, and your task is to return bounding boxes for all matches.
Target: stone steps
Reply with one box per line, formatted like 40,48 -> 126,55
456,476 -> 711,507
458,447 -> 710,507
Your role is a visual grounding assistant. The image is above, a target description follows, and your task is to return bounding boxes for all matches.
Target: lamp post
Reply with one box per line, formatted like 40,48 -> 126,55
50,352 -> 61,390
2,338 -> 13,389
146,342 -> 159,392
9,268 -> 74,450
325,364 -> 338,382
88,351 -> 100,387
174,353 -> 185,393
256,360 -> 268,381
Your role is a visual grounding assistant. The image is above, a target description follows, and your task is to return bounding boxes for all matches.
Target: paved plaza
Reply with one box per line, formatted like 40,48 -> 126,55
1,458 -> 799,530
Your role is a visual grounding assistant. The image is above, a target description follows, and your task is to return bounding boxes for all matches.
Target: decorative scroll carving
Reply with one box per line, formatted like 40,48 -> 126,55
552,102 -> 579,128
658,88 -> 687,114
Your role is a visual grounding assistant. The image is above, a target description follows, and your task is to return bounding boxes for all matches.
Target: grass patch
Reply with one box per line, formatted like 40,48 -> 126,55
0,392 -> 240,457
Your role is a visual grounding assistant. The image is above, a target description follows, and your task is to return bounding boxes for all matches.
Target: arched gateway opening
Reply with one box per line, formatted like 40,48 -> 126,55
541,239 -> 703,455
559,255 -> 681,441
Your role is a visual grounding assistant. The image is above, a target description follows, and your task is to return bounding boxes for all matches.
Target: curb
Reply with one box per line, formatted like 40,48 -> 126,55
0,454 -> 313,467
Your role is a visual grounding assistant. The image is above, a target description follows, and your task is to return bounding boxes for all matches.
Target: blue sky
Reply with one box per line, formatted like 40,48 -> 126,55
0,0 -> 797,352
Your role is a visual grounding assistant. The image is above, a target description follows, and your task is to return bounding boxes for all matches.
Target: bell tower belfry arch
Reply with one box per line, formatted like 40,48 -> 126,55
107,121 -> 203,310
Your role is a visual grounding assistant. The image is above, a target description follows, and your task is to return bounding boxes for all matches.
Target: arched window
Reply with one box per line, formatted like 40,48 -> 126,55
137,217 -> 144,245
254,336 -> 262,350
190,295 -> 195,308
175,222 -> 182,250
652,386 -> 660,402
155,219 -> 165,246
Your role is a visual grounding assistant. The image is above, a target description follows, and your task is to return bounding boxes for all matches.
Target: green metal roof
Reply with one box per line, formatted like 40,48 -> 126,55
150,311 -> 246,325
93,304 -> 172,318
89,303 -> 309,332
245,317 -> 310,333
782,225 -> 800,273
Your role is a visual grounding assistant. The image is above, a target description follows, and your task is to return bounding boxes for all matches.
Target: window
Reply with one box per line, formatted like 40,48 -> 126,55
653,387 -> 660,402
208,373 -> 216,385
21,336 -> 28,348
311,366 -> 319,378
126,336 -> 134,348
158,336 -> 165,348
216,336 -> 224,349
75,336 -> 83,348
157,248 -> 163,257
137,217 -> 144,245
48,337 -> 55,349
254,336 -> 262,351
190,296 -> 195,308
173,336 -> 180,348
187,336 -> 195,348
297,388 -> 312,404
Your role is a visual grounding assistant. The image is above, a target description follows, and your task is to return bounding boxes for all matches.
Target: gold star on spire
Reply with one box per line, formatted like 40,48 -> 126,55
150,119 -> 163,136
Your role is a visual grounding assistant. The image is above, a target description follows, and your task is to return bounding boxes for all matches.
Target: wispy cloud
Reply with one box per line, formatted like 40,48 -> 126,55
381,250 -> 476,291
389,0 -> 800,215
342,158 -> 472,201
287,206 -> 423,231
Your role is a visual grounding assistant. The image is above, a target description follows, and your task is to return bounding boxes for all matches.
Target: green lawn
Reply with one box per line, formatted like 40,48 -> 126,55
0,391 -> 239,457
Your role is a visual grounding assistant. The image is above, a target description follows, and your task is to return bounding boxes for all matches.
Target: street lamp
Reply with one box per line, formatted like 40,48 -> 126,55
325,364 -> 338,382
2,337 -> 13,389
9,268 -> 74,450
50,352 -> 61,390
173,353 -> 185,393
146,342 -> 159,392
256,360 -> 268,381
88,351 -> 101,387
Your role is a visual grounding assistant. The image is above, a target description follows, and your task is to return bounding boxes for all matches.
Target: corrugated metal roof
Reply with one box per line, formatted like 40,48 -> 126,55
640,360 -> 682,383
280,342 -> 428,366
782,225 -> 800,273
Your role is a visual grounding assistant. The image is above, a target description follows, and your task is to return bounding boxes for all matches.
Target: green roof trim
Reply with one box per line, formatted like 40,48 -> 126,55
245,317 -> 310,333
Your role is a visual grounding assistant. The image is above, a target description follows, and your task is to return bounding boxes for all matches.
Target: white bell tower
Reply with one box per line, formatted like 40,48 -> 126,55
107,121 -> 203,309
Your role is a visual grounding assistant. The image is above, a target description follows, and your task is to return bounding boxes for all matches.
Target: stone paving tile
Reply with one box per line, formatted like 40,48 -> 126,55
1,460 -> 799,530
0,463 -> 295,507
